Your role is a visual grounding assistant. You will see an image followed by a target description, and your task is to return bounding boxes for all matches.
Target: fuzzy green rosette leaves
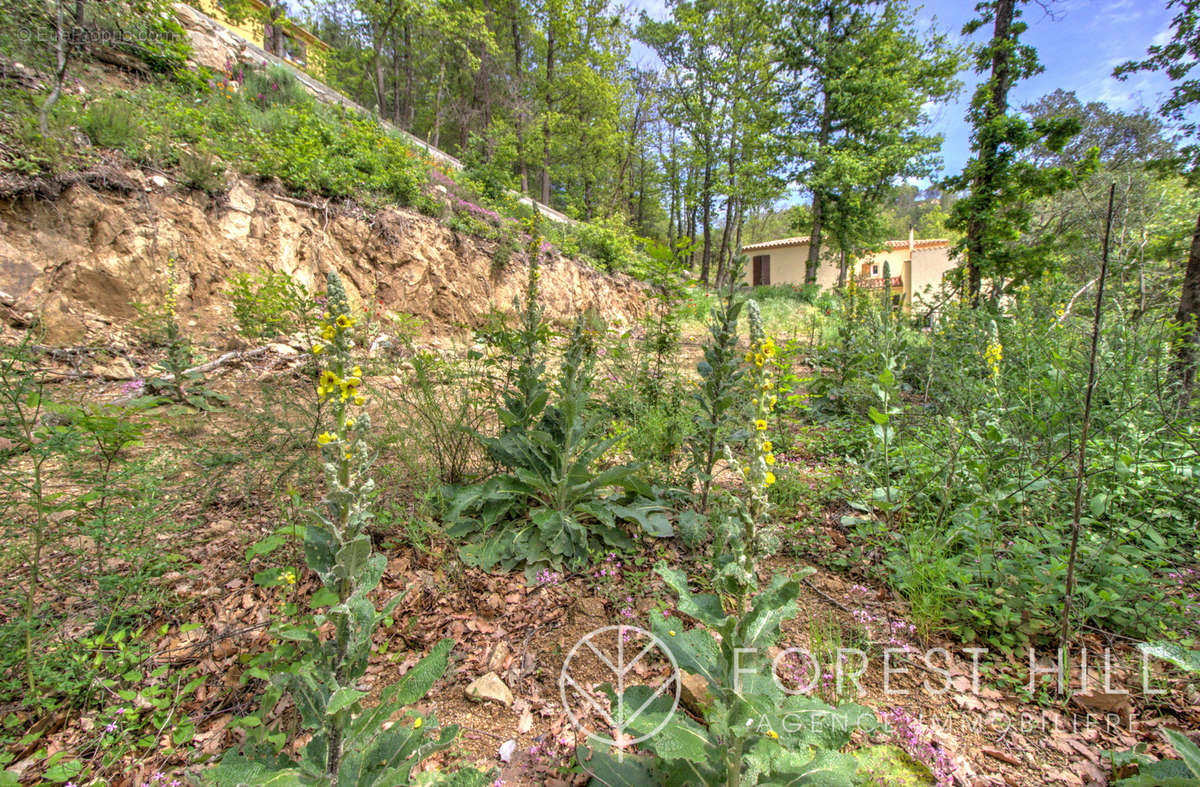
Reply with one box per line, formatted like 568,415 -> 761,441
446,238 -> 669,576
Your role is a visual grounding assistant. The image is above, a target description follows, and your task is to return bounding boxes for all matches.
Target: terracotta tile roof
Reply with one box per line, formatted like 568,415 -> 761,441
882,238 -> 951,250
742,236 -> 811,251
741,236 -> 950,252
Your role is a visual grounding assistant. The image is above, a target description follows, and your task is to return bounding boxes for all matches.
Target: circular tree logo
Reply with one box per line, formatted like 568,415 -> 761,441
559,625 -> 681,749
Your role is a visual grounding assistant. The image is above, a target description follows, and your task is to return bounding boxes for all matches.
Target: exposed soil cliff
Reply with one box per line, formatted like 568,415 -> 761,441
0,170 -> 645,346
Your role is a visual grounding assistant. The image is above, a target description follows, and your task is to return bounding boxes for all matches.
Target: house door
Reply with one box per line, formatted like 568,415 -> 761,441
752,255 -> 771,286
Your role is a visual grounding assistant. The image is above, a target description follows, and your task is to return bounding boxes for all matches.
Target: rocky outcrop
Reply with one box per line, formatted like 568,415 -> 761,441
0,172 -> 645,345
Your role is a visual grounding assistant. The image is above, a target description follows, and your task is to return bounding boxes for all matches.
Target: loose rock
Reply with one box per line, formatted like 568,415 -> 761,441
465,671 -> 514,707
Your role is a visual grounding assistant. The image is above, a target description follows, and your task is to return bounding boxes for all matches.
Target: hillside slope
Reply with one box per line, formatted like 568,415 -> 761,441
0,170 -> 645,345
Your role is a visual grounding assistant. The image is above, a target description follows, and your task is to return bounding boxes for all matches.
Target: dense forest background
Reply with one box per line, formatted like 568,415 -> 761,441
258,0 -> 1200,299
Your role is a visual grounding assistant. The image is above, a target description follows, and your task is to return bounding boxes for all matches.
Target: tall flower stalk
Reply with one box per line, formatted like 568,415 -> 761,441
307,272 -> 375,776
715,300 -> 778,614
688,283 -> 746,513
591,303 -> 875,785
212,273 -> 463,786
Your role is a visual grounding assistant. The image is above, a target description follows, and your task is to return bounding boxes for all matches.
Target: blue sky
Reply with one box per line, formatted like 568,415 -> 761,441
627,0 -> 1181,182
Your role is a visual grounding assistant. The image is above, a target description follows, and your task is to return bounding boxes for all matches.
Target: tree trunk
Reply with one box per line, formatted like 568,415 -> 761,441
391,28 -> 402,124
512,3 -> 528,193
541,19 -> 555,206
716,195 -> 734,289
700,143 -> 714,286
371,23 -> 386,117
805,8 -> 836,285
965,0 -> 1016,307
807,191 -> 825,285
404,20 -> 415,130
268,3 -> 287,58
40,0 -> 72,136
1171,209 -> 1200,403
430,54 -> 445,149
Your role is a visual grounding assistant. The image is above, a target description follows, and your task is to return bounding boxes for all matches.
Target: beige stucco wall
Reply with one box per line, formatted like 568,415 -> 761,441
908,246 -> 958,303
741,240 -> 957,309
857,247 -> 908,280
742,244 -> 842,288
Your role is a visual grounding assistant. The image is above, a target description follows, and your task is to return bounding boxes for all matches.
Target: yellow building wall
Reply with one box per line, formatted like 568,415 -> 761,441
742,244 -> 810,286
741,245 -> 871,289
300,44 -> 328,81
192,0 -> 265,47
189,0 -> 331,80
857,247 -> 908,280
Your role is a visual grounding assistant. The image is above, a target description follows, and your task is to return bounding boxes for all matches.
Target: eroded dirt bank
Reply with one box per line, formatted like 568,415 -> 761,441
0,171 -> 645,345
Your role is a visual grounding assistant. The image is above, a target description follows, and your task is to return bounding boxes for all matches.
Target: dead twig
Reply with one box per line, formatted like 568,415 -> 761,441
801,577 -> 852,613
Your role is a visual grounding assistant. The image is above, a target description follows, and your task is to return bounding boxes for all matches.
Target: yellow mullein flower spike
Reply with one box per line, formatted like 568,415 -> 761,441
317,432 -> 337,445
755,419 -> 767,431
764,472 -> 776,486
312,343 -> 324,355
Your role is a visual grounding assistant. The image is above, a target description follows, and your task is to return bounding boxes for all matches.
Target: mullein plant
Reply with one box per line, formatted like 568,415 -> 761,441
715,299 -> 780,608
687,278 -> 747,514
448,226 -> 670,577
579,302 -> 876,786
494,224 -> 550,444
209,273 -> 466,787
147,256 -> 223,408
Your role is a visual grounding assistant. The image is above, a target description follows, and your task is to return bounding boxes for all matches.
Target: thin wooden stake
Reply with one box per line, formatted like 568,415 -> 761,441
1060,182 -> 1117,655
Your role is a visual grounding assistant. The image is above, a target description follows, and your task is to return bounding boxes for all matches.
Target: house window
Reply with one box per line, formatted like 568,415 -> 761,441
752,255 -> 771,286
283,35 -> 307,66
872,263 -> 880,276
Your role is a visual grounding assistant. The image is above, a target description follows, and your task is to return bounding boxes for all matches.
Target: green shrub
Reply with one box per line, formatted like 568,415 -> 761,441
445,245 -> 671,575
802,281 -> 1200,649
568,214 -> 641,273
585,306 -> 877,785
241,64 -> 308,109
227,269 -> 316,339
446,318 -> 670,575
82,97 -> 143,150
178,148 -> 226,193
376,346 -> 491,486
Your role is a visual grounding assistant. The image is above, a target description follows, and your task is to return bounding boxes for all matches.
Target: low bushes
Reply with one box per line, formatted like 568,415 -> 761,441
796,280 -> 1200,650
